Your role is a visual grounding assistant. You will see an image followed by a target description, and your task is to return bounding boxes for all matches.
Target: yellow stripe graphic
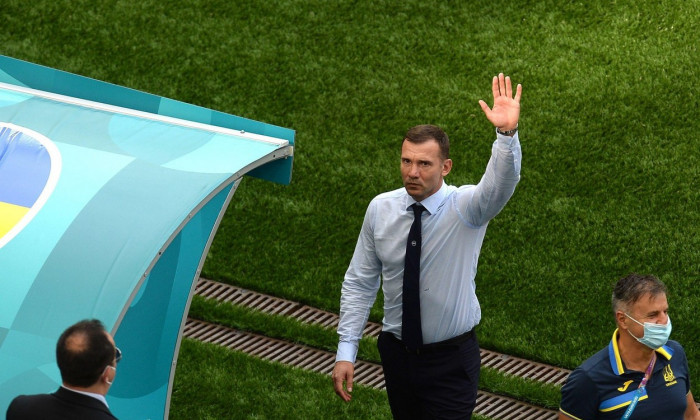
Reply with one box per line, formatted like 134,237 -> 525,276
600,395 -> 648,412
0,201 -> 30,238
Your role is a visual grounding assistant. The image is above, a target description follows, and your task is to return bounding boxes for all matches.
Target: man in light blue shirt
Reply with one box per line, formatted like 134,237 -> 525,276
332,73 -> 522,419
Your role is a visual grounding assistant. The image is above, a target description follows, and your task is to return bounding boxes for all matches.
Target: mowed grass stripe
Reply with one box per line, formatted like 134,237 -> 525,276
183,318 -> 558,420
195,278 -> 570,386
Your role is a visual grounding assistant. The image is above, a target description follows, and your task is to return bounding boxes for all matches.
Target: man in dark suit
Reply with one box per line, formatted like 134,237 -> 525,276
6,319 -> 120,419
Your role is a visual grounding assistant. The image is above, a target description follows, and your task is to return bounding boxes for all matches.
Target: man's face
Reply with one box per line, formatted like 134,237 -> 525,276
623,292 -> 669,338
401,139 -> 452,202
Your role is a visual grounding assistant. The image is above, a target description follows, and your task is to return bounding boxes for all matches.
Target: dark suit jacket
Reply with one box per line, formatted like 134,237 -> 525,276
6,386 -> 117,419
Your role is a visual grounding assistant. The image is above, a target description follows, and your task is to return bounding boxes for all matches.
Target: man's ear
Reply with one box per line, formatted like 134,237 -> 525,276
442,159 -> 453,177
615,311 -> 628,330
102,365 -> 115,385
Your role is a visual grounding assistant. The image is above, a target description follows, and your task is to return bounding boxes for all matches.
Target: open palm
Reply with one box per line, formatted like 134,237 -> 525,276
479,73 -> 522,132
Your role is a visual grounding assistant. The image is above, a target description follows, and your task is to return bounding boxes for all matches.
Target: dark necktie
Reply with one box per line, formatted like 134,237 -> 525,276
402,203 -> 424,350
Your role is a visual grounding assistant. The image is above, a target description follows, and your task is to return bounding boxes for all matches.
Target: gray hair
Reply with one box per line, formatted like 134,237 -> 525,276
611,273 -> 667,314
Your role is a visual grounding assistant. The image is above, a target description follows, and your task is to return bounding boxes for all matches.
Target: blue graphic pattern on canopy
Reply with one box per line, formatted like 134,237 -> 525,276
0,55 -> 294,419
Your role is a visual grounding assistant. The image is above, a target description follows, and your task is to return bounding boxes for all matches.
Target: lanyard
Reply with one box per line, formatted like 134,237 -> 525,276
621,353 -> 656,420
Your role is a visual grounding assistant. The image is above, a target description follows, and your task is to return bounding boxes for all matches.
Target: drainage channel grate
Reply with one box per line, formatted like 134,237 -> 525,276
183,318 -> 558,420
195,278 -> 570,386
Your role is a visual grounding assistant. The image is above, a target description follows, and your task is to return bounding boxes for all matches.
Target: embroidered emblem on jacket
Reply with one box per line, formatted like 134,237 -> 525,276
664,365 -> 677,387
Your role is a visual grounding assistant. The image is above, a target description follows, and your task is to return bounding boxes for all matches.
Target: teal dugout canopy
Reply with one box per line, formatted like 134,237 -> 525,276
0,55 -> 294,419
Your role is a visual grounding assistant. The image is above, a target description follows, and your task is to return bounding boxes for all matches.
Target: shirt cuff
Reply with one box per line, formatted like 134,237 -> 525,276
336,341 -> 359,364
496,130 -> 519,147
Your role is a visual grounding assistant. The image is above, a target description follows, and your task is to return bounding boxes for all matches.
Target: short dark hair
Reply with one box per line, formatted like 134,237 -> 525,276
56,319 -> 115,387
404,124 -> 450,160
612,273 -> 667,314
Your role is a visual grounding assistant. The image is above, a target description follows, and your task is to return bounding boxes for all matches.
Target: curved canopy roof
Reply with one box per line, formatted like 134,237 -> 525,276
0,55 -> 294,419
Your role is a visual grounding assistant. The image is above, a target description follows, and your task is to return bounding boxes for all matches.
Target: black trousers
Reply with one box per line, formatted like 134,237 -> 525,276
378,330 -> 480,420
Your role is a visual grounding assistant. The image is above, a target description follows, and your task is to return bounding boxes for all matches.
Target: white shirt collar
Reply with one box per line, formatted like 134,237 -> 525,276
62,385 -> 109,408
407,181 -> 447,215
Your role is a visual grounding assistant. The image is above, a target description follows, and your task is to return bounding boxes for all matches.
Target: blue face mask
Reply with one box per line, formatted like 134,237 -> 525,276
625,313 -> 672,349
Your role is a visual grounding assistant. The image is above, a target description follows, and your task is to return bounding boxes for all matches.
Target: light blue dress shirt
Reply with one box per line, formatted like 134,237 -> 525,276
336,132 -> 521,363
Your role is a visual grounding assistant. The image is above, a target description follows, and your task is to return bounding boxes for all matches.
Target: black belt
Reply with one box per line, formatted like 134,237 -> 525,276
384,329 -> 475,355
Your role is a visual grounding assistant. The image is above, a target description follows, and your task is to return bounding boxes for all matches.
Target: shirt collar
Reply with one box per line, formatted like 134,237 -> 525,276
62,385 -> 109,408
608,328 -> 674,375
406,182 -> 447,215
